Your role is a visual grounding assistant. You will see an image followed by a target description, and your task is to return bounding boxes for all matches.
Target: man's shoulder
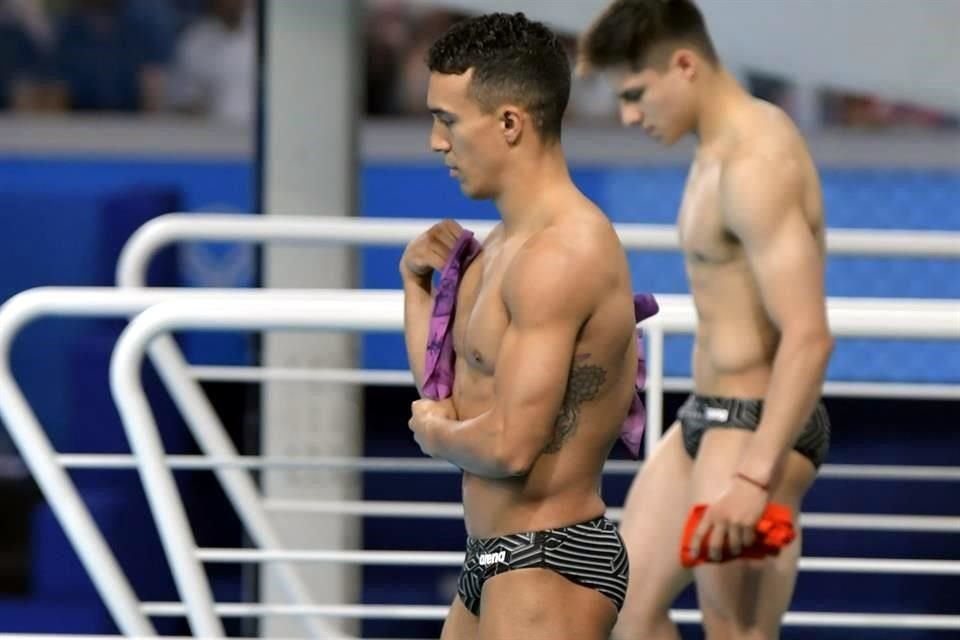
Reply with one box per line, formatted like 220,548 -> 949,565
509,228 -> 586,281
521,215 -> 616,274
724,102 -> 809,177
718,139 -> 812,237
723,145 -> 795,182
502,226 -> 605,314
720,138 -> 806,215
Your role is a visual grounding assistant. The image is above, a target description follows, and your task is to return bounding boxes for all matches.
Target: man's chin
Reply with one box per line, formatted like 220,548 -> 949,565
459,183 -> 489,200
659,128 -> 688,147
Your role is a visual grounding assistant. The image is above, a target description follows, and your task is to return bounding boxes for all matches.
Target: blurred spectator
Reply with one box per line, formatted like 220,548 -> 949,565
563,34 -> 617,123
2,0 -> 953,129
358,0 -> 960,133
3,0 -> 52,44
821,90 -> 959,130
748,71 -> 793,112
363,2 -> 617,121
53,0 -> 175,112
393,8 -> 463,115
0,0 -> 59,110
364,0 -> 414,115
166,0 -> 254,125
567,72 -> 618,123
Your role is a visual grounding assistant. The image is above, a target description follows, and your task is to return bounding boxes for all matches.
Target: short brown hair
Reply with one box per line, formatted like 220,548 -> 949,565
577,0 -> 718,74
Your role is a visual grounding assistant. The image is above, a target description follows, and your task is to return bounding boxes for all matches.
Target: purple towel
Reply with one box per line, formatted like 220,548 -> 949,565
422,228 -> 659,458
422,229 -> 483,400
622,293 -> 660,458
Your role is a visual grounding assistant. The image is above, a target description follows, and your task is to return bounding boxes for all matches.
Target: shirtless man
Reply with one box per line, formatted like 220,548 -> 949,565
577,1 -> 834,638
399,12 -> 638,640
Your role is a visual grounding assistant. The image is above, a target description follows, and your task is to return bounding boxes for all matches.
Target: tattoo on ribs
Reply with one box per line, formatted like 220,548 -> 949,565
544,355 -> 607,453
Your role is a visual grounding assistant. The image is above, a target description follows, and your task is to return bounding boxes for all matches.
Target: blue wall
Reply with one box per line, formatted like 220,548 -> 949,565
0,155 -> 255,445
0,155 -> 256,633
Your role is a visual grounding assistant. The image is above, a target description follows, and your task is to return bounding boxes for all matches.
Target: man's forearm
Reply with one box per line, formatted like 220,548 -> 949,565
740,331 -> 833,484
429,411 -> 523,479
402,272 -> 434,394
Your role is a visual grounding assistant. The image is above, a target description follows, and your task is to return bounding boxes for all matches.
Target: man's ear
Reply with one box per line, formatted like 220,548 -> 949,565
499,105 -> 525,145
670,48 -> 699,81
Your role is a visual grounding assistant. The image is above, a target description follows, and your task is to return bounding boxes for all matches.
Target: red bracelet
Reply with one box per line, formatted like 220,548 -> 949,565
735,471 -> 769,492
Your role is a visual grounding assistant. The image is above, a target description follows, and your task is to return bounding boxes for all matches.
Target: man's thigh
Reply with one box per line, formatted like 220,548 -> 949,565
613,422 -> 694,638
691,428 -> 817,635
440,594 -> 478,640
478,568 -> 617,640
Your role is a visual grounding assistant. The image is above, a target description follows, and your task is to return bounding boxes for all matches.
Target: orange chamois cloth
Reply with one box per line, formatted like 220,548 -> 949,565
680,502 -> 797,568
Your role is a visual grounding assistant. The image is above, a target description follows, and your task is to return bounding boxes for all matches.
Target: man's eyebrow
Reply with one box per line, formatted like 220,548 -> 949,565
430,108 -> 455,119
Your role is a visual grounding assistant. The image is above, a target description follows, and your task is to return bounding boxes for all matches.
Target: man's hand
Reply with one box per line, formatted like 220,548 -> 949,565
686,473 -> 769,562
408,398 -> 458,457
400,219 -> 464,281
401,219 -> 464,393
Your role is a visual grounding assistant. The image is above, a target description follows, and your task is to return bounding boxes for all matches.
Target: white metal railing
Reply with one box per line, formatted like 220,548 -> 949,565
0,211 -> 956,636
194,548 -> 960,576
116,214 -> 960,289
113,213 -> 960,453
0,636 -> 442,640
259,499 -> 960,533
109,294 -> 403,636
635,295 -> 960,448
1,287 -> 958,635
184,365 -> 960,400
110,292 -> 960,464
0,288 -> 362,639
103,292 -> 960,634
131,603 -> 960,630
48,455 -> 960,481
116,214 -> 960,411
114,214 -> 960,462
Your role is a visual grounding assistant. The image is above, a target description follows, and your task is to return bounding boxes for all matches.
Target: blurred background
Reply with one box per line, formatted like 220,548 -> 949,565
0,0 -> 957,638
3,0 -> 958,125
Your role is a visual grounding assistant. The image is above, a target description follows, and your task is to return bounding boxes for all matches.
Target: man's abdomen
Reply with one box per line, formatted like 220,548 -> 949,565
461,463 -> 607,539
691,305 -> 778,397
689,263 -> 779,396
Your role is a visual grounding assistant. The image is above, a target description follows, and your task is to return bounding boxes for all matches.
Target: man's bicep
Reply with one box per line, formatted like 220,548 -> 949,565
493,238 -> 596,448
747,214 -> 827,330
724,156 -> 827,332
493,319 -> 579,443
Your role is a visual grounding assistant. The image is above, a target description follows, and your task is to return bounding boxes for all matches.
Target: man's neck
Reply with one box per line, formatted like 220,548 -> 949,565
494,144 -> 571,234
694,69 -> 752,146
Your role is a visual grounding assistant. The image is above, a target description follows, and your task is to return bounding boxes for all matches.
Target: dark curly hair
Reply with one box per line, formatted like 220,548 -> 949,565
427,12 -> 571,142
578,0 -> 718,74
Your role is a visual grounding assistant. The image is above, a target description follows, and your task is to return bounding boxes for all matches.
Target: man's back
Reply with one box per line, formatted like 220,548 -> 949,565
678,99 -> 826,395
451,196 -> 637,538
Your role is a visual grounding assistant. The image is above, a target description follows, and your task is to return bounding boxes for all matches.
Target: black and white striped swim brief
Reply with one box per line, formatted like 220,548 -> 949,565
456,515 -> 629,616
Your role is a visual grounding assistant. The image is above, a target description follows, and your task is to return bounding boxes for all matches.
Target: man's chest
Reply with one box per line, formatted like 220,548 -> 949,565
450,241 -> 515,376
677,161 -> 739,264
